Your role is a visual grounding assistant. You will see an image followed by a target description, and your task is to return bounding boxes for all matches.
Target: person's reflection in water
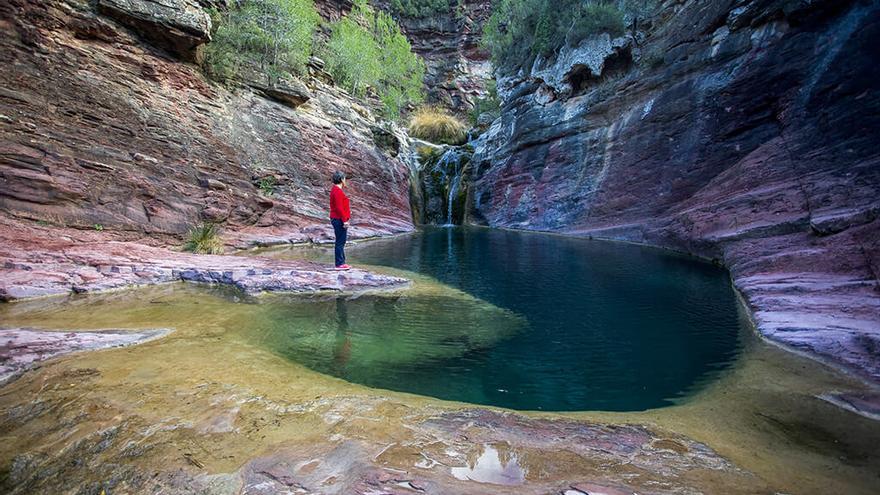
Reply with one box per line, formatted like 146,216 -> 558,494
332,297 -> 352,370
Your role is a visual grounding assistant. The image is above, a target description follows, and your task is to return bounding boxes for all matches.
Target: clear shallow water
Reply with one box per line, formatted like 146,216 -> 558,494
263,227 -> 744,411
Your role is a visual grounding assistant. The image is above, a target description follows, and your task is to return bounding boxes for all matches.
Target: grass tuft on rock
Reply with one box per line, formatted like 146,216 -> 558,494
408,107 -> 468,145
184,223 -> 224,255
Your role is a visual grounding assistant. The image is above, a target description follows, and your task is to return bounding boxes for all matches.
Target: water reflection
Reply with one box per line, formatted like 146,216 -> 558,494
259,227 -> 744,411
332,297 -> 351,369
451,444 -> 526,485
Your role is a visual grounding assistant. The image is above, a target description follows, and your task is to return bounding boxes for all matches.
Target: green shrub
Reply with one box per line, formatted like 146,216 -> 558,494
203,0 -> 320,84
324,0 -> 426,119
483,0 -> 632,69
184,223 -> 224,255
257,177 -> 276,196
571,3 -> 626,41
408,107 -> 467,145
390,0 -> 457,18
470,79 -> 501,125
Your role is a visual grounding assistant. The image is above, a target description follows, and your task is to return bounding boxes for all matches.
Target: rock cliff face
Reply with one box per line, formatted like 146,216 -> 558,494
1,0 -> 415,251
375,0 -> 493,112
471,0 -> 880,383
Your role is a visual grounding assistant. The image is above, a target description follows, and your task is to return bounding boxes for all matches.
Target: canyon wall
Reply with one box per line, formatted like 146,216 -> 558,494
471,0 -> 880,383
0,0 -> 415,249
375,0 -> 493,112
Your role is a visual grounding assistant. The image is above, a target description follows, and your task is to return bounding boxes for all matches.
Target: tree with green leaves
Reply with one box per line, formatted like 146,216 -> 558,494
325,0 -> 426,119
325,13 -> 381,96
203,0 -> 319,85
390,0 -> 456,18
483,0 -> 633,69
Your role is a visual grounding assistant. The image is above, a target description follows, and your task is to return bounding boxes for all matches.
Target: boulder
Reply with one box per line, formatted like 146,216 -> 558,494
250,80 -> 313,109
97,0 -> 211,62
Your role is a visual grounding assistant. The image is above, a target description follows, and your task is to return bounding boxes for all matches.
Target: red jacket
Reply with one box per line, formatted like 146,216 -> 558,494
329,185 -> 351,222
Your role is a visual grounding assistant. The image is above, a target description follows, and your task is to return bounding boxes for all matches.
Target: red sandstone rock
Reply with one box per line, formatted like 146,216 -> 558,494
0,0 -> 415,251
0,215 -> 409,301
373,0 -> 494,112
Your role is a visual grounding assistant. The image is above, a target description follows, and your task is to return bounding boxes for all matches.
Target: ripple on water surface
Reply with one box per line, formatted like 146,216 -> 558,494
260,227 -> 744,412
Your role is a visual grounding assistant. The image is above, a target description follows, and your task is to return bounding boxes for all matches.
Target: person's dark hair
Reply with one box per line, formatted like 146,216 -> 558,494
332,171 -> 346,184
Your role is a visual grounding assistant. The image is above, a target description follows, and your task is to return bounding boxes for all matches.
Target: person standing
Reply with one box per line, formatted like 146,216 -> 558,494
329,171 -> 351,270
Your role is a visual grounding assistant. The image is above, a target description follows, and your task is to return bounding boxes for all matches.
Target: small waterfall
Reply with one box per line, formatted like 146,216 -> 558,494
446,178 -> 458,226
415,145 -> 473,225
436,148 -> 463,226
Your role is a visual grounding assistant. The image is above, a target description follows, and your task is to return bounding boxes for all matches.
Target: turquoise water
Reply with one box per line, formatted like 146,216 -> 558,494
265,227 -> 744,411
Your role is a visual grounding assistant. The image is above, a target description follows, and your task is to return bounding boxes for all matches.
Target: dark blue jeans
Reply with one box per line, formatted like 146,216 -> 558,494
331,218 -> 347,267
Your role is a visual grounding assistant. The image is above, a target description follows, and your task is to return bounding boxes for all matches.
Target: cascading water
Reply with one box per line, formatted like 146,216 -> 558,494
415,145 -> 473,225
437,148 -> 463,225
446,178 -> 458,226
420,146 -> 472,225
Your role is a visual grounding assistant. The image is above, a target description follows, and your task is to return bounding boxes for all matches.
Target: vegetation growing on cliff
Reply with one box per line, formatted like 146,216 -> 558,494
203,0 -> 424,120
203,0 -> 320,84
324,0 -> 426,118
390,0 -> 459,18
408,107 -> 467,145
470,79 -> 501,125
483,0 -> 630,68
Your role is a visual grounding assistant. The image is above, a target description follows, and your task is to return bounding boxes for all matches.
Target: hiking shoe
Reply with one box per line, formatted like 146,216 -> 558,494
334,264 -> 351,271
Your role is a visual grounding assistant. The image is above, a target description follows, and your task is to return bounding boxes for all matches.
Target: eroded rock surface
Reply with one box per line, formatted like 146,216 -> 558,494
374,0 -> 494,112
96,0 -> 211,61
1,0 -> 415,251
0,216 -> 409,301
235,408 -> 769,495
471,0 -> 880,383
0,384 -> 773,495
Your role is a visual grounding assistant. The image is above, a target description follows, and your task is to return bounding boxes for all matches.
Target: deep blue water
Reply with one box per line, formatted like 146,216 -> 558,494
264,227 -> 744,411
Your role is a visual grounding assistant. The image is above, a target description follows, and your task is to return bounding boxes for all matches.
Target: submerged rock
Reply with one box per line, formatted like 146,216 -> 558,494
0,327 -> 171,385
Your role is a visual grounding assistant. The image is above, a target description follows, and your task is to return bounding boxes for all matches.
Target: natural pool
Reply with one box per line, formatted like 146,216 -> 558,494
261,227 -> 743,411
1,228 -> 879,494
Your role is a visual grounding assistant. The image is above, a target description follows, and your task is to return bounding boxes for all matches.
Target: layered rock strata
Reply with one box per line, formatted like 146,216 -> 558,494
375,0 -> 494,112
1,0 -> 415,251
0,216 -> 409,301
96,0 -> 211,61
471,0 -> 880,382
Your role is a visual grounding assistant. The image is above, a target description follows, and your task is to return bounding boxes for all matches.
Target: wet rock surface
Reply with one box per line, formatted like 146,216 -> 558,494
234,408 -> 769,495
414,146 -> 473,225
471,0 -> 880,384
0,215 -> 409,301
0,384 -> 772,495
0,280 -> 878,494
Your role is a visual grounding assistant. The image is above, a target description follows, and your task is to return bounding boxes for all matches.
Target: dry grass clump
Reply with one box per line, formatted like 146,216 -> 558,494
408,107 -> 468,145
183,222 -> 224,255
